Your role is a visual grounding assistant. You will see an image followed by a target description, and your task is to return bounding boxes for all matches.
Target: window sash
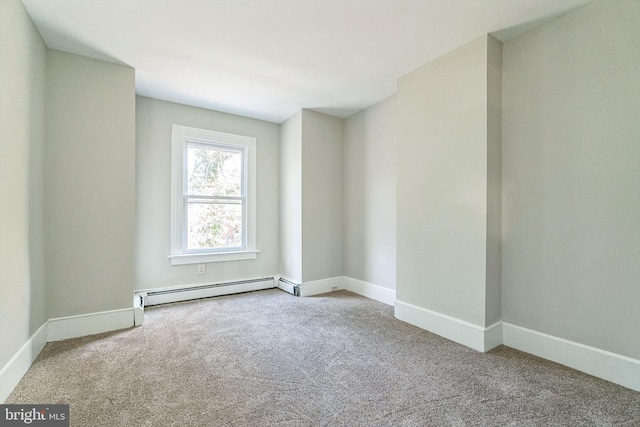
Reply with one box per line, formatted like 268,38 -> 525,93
184,140 -> 246,198
182,141 -> 248,253
184,199 -> 245,253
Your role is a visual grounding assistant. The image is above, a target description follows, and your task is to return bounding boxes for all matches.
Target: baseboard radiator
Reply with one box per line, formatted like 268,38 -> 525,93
278,277 -> 301,297
139,277 -> 276,307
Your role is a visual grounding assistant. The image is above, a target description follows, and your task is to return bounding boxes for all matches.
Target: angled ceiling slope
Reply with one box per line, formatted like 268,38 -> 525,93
22,0 -> 592,123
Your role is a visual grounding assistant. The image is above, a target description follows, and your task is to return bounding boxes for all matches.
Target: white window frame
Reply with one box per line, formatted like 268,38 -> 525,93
169,125 -> 257,265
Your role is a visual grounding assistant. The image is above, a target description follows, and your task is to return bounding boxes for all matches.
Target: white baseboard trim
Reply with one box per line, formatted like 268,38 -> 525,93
485,321 -> 504,352
48,308 -> 134,342
343,277 -> 395,306
0,322 -> 48,403
134,307 -> 144,327
394,300 -> 501,352
2,307 -> 136,401
300,277 -> 344,297
503,322 -> 640,392
300,276 -> 397,306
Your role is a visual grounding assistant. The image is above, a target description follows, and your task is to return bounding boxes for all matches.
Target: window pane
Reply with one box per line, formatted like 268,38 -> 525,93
187,145 -> 241,197
187,201 -> 243,250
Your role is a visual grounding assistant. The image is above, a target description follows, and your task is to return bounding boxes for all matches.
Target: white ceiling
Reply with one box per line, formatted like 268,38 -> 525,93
22,0 -> 592,123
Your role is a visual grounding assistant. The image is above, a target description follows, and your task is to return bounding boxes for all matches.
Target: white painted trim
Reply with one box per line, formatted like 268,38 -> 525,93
503,323 -> 640,392
484,321 -> 503,352
0,322 -> 48,403
277,281 -> 296,294
170,125 -> 257,261
134,307 -> 144,326
133,293 -> 145,326
276,275 -> 301,285
47,308 -> 134,342
299,276 -> 397,306
139,278 -> 275,306
168,250 -> 259,265
394,300 -> 501,352
300,277 -> 344,297
276,275 -> 299,295
342,277 -> 395,306
172,125 -> 256,147
136,277 -> 275,295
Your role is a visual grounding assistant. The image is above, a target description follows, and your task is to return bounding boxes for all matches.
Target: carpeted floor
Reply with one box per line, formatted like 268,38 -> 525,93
7,289 -> 640,426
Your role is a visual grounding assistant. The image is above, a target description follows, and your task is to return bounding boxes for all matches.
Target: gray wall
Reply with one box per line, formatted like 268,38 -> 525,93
279,109 -> 344,284
396,35 -> 501,327
46,50 -> 136,317
343,96 -> 397,290
136,97 -> 281,290
301,110 -> 344,282
0,0 -> 47,369
485,36 -> 503,326
280,111 -> 303,283
502,0 -> 640,359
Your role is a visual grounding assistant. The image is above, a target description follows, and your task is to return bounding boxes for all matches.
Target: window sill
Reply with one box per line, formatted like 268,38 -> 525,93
168,250 -> 259,265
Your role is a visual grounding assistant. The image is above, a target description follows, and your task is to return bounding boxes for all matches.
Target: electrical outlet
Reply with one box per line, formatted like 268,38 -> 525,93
197,264 -> 206,275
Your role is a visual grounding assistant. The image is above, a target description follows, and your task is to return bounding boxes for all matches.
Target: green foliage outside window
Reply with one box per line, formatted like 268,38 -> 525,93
186,145 -> 243,250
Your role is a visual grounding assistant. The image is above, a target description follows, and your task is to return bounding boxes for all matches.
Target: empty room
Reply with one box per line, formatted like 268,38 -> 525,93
1,0 -> 639,425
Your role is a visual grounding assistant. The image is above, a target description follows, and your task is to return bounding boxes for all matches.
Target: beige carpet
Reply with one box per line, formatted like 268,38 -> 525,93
7,289 -> 640,426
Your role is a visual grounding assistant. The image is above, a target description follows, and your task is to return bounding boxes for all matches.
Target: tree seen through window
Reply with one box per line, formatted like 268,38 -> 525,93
186,144 -> 243,250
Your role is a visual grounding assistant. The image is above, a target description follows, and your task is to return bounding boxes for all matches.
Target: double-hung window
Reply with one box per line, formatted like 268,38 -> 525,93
169,125 -> 257,265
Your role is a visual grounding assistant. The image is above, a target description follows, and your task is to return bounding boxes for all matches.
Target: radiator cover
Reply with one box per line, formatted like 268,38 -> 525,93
138,277 -> 276,306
